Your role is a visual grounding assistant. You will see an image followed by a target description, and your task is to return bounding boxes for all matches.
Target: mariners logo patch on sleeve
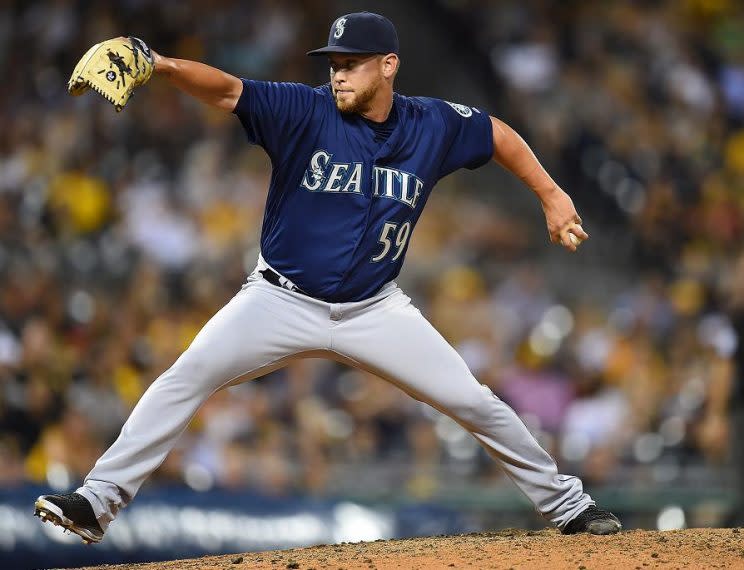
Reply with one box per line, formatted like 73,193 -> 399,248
445,101 -> 474,117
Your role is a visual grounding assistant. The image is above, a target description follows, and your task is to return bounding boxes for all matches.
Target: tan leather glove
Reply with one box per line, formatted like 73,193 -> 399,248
68,36 -> 154,111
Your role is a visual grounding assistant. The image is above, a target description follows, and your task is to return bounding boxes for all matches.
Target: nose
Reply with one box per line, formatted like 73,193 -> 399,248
333,70 -> 347,85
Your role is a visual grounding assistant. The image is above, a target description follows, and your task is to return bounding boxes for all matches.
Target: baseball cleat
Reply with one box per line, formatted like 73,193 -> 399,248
561,505 -> 622,535
34,492 -> 104,544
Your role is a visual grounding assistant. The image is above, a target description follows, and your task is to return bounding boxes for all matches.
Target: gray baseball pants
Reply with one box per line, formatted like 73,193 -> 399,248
78,259 -> 593,531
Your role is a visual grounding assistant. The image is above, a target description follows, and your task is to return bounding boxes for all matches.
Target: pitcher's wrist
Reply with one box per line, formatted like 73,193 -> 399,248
153,52 -> 173,74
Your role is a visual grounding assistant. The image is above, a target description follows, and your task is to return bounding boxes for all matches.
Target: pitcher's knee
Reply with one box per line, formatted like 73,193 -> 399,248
449,383 -> 506,426
171,349 -> 208,378
156,348 -> 222,396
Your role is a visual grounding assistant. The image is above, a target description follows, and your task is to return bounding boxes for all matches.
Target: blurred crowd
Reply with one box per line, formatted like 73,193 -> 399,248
0,0 -> 742,520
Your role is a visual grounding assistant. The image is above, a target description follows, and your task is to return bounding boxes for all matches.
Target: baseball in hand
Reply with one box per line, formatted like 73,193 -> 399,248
568,233 -> 580,246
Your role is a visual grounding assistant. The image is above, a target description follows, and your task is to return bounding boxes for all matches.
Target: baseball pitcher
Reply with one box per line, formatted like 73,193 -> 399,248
35,13 -> 620,544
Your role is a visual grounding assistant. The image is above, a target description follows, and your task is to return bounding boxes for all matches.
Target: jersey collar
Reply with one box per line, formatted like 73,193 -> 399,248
371,92 -> 405,161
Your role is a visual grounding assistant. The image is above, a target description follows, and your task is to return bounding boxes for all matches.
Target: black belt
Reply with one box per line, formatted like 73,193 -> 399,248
259,268 -> 310,296
260,269 -> 388,302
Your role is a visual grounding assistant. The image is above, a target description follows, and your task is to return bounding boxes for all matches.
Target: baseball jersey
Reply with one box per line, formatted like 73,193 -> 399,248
233,80 -> 493,302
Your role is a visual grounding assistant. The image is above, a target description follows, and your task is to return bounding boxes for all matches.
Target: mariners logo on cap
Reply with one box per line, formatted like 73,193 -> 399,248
333,17 -> 347,39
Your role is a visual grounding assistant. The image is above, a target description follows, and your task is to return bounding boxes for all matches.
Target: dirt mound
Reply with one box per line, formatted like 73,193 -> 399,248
81,528 -> 744,570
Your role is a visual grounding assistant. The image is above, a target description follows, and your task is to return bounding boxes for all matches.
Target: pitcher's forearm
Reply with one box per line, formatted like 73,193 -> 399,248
489,116 -> 558,201
154,53 -> 243,111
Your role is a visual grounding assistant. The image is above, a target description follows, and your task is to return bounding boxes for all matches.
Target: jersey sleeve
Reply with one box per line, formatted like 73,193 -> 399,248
433,99 -> 494,179
232,80 -> 318,162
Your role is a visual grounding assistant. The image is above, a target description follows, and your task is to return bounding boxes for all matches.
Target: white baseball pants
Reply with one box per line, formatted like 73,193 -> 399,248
78,260 -> 593,531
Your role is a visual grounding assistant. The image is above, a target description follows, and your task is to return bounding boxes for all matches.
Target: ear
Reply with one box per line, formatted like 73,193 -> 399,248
381,54 -> 399,80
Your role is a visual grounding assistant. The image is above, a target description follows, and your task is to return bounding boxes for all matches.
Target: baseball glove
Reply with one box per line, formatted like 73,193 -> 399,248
68,37 -> 154,112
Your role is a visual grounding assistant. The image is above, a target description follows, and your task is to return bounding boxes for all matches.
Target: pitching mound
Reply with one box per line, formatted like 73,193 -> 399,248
81,528 -> 744,570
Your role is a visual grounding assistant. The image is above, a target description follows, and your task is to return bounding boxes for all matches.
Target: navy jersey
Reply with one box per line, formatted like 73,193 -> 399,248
233,80 -> 493,302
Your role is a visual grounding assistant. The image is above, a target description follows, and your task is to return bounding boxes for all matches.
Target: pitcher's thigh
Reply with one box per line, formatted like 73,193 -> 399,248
334,301 -> 496,422
168,283 -> 317,393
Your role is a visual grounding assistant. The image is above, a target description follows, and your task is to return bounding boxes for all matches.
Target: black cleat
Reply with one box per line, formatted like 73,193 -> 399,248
34,492 -> 104,544
561,505 -> 622,535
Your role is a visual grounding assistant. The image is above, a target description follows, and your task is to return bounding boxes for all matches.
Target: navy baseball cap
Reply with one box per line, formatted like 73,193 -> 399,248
307,12 -> 399,56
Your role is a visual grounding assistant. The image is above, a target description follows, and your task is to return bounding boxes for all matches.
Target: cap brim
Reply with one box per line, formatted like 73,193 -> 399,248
306,46 -> 382,56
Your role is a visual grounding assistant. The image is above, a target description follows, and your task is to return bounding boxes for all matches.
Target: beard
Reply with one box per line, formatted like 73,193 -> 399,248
333,77 -> 381,114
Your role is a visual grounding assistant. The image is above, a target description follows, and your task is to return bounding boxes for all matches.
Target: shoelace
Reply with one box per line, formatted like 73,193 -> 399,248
580,507 -> 615,522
